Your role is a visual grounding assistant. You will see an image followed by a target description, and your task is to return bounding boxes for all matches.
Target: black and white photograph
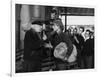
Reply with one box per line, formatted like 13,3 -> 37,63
15,4 -> 94,73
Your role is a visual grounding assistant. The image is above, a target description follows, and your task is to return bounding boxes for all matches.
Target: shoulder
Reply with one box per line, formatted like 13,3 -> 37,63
25,29 -> 36,38
25,29 -> 32,34
60,32 -> 70,38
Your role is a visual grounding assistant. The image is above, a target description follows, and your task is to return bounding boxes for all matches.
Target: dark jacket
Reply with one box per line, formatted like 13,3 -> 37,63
82,38 -> 94,56
50,31 -> 73,61
90,38 -> 94,55
24,29 -> 44,61
73,34 -> 84,50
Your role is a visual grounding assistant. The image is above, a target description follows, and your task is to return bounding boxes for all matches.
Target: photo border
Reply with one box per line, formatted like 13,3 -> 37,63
11,0 -> 96,77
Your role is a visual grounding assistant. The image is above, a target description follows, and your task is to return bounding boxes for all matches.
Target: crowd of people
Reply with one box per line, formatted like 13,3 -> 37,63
23,10 -> 94,72
67,26 -> 94,69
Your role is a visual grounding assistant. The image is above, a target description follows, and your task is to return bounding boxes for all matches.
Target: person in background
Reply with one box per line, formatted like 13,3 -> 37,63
67,27 -> 74,43
75,27 -> 85,68
70,27 -> 84,68
90,31 -> 94,68
79,27 -> 85,39
50,10 -> 57,20
67,28 -> 72,35
23,21 -> 45,72
73,28 -> 79,44
77,27 -> 85,50
49,9 -> 58,26
67,27 -> 84,52
81,29 -> 93,69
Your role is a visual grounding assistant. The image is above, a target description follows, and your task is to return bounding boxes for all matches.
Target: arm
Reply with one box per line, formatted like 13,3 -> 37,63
62,33 -> 73,58
25,31 -> 44,50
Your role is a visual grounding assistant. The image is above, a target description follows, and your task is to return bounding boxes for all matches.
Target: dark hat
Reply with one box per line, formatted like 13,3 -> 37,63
43,20 -> 50,25
31,20 -> 43,26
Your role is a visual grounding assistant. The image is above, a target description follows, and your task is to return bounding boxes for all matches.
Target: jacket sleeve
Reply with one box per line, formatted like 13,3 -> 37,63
24,31 -> 44,51
62,33 -> 73,58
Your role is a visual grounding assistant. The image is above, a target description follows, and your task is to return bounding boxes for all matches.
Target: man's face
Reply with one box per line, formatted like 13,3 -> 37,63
91,32 -> 94,38
85,31 -> 90,38
79,28 -> 83,34
70,29 -> 74,34
73,29 -> 77,34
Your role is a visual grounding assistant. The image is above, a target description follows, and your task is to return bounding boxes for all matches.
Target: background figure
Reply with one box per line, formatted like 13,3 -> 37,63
90,31 -> 94,68
49,9 -> 58,25
76,27 -> 85,68
23,21 -> 45,72
81,30 -> 94,69
69,27 -> 84,68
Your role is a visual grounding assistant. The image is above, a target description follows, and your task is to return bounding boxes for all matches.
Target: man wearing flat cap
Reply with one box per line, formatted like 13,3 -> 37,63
23,21 -> 44,72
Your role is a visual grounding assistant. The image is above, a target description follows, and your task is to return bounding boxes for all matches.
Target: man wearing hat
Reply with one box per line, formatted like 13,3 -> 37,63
23,21 -> 45,72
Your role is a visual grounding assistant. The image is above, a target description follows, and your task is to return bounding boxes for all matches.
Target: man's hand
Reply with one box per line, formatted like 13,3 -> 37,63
74,36 -> 79,44
53,24 -> 59,32
43,34 -> 47,40
44,43 -> 53,48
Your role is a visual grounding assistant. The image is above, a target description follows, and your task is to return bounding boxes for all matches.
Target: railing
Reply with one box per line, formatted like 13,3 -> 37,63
16,49 -> 24,73
16,49 -> 24,61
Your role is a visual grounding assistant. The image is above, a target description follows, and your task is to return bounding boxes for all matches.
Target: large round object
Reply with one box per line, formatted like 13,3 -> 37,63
54,42 -> 77,63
